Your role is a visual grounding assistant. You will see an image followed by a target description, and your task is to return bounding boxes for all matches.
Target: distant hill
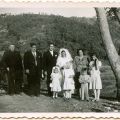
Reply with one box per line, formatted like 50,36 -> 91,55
0,14 -> 120,59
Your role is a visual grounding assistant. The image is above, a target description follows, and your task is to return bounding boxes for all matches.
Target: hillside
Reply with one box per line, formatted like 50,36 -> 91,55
0,14 -> 120,59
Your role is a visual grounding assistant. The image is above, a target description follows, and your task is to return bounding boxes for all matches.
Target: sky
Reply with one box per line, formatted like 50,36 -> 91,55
0,2 -> 96,17
0,8 -> 96,17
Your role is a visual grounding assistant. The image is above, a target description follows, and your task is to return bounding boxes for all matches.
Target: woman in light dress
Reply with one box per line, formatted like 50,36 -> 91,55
73,49 -> 89,96
89,54 -> 102,101
56,48 -> 75,99
50,66 -> 62,98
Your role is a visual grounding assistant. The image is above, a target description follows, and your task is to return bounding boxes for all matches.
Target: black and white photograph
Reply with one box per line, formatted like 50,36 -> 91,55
0,1 -> 120,113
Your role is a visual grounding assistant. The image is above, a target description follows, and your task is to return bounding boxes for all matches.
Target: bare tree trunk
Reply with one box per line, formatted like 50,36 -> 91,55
95,8 -> 120,101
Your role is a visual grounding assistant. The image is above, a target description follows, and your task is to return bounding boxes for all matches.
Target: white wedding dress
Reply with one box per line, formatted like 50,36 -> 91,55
56,49 -> 75,93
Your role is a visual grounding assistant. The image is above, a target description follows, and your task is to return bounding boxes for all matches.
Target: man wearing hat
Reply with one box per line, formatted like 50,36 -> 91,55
23,43 -> 42,96
2,44 -> 23,95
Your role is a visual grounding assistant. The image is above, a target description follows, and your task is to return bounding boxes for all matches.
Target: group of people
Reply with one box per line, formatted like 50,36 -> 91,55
50,47 -> 102,102
0,42 -> 102,102
74,49 -> 102,101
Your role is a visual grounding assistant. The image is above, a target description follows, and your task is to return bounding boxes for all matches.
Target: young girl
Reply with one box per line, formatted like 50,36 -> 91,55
63,65 -> 75,99
79,68 -> 90,101
50,66 -> 62,98
89,54 -> 102,101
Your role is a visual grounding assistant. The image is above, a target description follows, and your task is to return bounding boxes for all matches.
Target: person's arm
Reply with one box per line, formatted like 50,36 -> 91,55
73,57 -> 77,72
59,75 -> 62,81
16,51 -> 24,84
23,52 -> 29,74
41,55 -> 44,78
95,59 -> 102,70
39,52 -> 44,78
56,57 -> 63,69
98,60 -> 102,68
89,61 -> 93,70
43,52 -> 47,76
79,76 -> 83,83
88,76 -> 92,83
81,57 -> 89,69
39,52 -> 43,70
84,76 -> 90,83
1,51 -> 9,71
50,74 -> 53,81
78,76 -> 81,83
86,56 -> 90,68
17,51 -> 23,70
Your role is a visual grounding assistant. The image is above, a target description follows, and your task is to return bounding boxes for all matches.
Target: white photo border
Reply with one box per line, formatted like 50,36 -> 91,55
0,0 -> 120,119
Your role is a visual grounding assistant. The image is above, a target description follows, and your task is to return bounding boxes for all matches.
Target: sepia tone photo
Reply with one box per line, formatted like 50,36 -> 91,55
0,1 -> 119,113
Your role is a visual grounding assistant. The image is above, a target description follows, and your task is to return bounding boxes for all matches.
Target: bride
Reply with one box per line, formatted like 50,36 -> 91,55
56,48 -> 75,99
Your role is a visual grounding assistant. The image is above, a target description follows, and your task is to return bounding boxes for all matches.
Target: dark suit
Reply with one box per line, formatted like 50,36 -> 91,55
24,50 -> 42,96
43,50 -> 58,96
2,50 -> 23,95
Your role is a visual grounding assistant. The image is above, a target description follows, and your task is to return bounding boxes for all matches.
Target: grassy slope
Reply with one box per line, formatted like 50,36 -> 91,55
101,65 -> 116,99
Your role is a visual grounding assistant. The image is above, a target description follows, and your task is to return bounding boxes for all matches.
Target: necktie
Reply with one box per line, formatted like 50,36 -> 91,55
50,51 -> 53,56
33,52 -> 37,66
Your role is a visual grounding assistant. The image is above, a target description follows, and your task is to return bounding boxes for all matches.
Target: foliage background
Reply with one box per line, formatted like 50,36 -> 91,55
0,13 -> 120,59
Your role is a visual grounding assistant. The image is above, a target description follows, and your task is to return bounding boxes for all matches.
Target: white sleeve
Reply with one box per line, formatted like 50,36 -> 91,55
50,74 -> 53,81
69,69 -> 75,76
98,61 -> 102,67
56,57 -> 62,67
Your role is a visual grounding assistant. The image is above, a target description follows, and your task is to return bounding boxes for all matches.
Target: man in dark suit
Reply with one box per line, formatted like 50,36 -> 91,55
24,43 -> 42,96
43,43 -> 58,96
2,44 -> 23,95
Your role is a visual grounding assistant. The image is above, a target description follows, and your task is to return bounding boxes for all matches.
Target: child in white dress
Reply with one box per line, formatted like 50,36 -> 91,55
79,68 -> 90,101
50,66 -> 62,98
63,65 -> 75,99
89,54 -> 102,101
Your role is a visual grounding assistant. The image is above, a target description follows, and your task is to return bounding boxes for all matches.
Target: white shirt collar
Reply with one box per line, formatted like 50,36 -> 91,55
49,50 -> 53,56
32,51 -> 36,56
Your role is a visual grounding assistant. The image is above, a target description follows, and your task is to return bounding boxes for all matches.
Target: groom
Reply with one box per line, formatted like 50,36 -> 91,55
43,43 -> 58,96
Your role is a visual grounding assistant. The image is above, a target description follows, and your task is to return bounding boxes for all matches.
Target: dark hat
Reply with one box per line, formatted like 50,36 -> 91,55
9,44 -> 15,46
30,42 -> 36,47
49,41 -> 54,45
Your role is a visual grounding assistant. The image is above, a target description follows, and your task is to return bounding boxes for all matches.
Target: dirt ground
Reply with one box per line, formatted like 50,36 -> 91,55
0,92 -> 119,112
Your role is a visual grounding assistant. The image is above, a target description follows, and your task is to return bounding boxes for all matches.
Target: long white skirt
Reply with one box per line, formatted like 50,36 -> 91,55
63,77 -> 75,93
